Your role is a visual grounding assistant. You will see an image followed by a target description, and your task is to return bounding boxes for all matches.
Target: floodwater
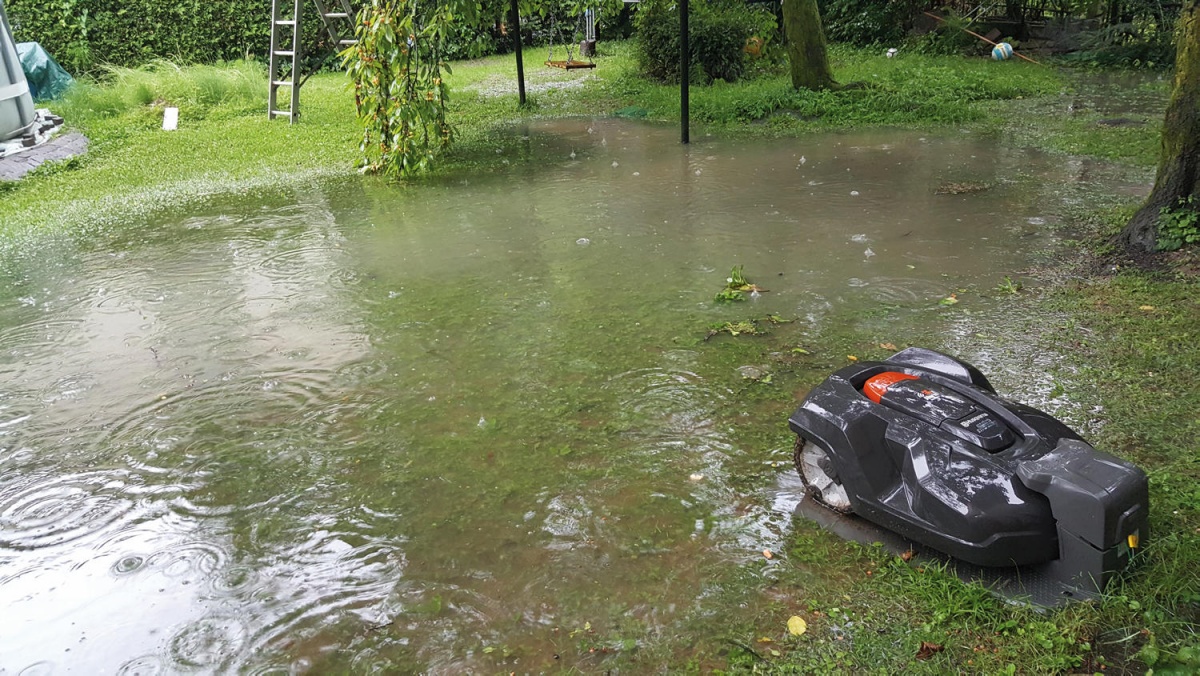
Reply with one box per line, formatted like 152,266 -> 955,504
0,120 -> 1144,673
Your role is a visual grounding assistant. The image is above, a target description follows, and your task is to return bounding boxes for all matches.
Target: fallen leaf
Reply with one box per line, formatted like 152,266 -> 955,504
791,347 -> 810,355
770,649 -> 781,657
901,549 -> 914,562
763,549 -> 773,559
916,641 -> 944,660
787,616 -> 807,636
757,636 -> 774,643
1139,305 -> 1155,311
880,342 -> 897,350
847,355 -> 858,361
939,294 -> 959,306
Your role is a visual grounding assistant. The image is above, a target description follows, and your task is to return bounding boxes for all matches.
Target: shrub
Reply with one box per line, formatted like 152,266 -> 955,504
6,0 -> 275,72
1060,22 -> 1176,69
818,0 -> 912,48
634,0 -> 775,83
905,12 -> 979,56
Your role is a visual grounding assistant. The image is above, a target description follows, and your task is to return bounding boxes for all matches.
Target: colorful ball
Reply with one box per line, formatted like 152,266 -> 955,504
992,43 -> 1014,61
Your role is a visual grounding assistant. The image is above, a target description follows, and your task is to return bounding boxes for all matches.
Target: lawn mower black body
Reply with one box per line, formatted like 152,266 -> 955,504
789,347 -> 1148,598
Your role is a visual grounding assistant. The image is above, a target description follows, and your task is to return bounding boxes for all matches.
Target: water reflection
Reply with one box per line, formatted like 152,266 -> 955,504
0,119 -> 1143,672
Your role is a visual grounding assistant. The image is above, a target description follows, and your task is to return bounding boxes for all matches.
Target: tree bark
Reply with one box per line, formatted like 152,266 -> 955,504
1121,0 -> 1200,252
782,0 -> 836,91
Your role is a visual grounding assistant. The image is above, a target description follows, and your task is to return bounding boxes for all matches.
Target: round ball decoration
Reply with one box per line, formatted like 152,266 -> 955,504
991,42 -> 1015,61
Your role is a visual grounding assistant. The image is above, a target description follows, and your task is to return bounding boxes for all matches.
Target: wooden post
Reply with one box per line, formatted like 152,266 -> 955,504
511,0 -> 526,105
680,0 -> 689,144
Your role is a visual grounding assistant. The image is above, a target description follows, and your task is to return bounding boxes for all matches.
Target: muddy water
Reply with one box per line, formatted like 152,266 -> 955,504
0,120 -> 1141,673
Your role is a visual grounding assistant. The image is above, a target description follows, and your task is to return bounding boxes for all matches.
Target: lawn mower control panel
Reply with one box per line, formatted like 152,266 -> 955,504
863,372 -> 1015,452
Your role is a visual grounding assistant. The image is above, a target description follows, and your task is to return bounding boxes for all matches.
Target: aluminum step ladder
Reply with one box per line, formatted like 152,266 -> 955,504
268,0 -> 302,123
268,0 -> 358,123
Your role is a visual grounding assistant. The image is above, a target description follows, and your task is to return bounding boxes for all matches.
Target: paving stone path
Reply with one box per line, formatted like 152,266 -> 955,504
0,132 -> 89,182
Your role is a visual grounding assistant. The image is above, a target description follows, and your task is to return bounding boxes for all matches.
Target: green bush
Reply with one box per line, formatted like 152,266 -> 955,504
905,12 -> 979,56
634,0 -> 775,84
818,0 -> 912,47
6,0 -> 275,72
1059,22 -> 1177,69
5,0 -> 540,72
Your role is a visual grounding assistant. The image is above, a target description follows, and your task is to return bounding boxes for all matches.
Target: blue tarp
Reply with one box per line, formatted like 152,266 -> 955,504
16,42 -> 72,100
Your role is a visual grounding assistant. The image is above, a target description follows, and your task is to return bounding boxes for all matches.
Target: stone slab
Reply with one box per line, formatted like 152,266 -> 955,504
0,132 -> 89,182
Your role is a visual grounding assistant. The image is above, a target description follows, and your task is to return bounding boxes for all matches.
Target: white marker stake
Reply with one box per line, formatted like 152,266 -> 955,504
163,107 -> 179,131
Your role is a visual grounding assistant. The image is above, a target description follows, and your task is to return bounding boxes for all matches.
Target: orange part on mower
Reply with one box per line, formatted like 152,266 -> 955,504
863,372 -> 919,404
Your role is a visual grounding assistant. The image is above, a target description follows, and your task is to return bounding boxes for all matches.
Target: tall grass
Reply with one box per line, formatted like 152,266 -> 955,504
56,59 -> 267,126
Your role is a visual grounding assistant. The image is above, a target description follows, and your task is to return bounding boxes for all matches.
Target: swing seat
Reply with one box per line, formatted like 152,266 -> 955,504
546,59 -> 596,70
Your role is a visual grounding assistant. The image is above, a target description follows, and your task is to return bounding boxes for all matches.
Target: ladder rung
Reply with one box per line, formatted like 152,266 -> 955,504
324,12 -> 349,17
272,80 -> 294,87
274,20 -> 296,25
339,40 -> 358,45
273,50 -> 295,56
271,110 -> 294,117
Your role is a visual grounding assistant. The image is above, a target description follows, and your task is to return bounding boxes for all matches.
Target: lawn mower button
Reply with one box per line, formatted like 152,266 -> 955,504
941,410 -> 1016,452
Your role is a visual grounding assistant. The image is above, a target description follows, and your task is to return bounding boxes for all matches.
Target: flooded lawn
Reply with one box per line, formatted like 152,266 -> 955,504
0,120 -> 1146,672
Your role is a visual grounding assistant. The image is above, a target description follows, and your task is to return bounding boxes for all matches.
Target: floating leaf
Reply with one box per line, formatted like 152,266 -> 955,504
787,616 -> 808,636
791,347 -> 811,355
880,342 -> 897,350
1139,305 -> 1155,311
939,294 -> 959,306
483,646 -> 495,654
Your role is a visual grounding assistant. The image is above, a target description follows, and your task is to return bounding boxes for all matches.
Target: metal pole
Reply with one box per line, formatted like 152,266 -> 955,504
680,0 -> 689,144
511,0 -> 526,105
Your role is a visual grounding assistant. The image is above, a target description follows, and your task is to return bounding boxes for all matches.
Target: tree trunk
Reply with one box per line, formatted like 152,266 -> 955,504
782,0 -> 836,91
1121,0 -> 1200,252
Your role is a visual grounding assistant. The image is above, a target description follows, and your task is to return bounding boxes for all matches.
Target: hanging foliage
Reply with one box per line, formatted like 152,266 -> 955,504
341,0 -> 470,176
343,0 -> 619,176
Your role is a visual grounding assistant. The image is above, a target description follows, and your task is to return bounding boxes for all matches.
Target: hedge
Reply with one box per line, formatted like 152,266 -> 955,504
6,0 -> 284,72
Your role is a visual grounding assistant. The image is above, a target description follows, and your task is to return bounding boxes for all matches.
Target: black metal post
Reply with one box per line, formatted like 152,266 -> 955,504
680,0 -> 689,143
511,0 -> 526,106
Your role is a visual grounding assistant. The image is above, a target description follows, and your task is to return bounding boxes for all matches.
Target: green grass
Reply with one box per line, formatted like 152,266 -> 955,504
0,60 -> 362,240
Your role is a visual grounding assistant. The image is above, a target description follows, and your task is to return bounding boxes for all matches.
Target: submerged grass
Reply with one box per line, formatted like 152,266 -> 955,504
1,40 -> 1072,238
